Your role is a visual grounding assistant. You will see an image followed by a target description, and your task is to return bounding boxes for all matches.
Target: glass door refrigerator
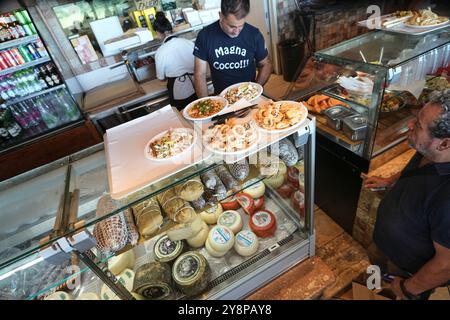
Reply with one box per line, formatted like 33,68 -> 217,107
0,8 -> 84,155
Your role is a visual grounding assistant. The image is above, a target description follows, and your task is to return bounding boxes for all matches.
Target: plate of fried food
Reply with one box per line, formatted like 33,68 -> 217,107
302,94 -> 348,114
145,127 -> 196,161
403,8 -> 448,28
253,100 -> 308,133
183,96 -> 229,121
220,82 -> 263,105
203,118 -> 260,155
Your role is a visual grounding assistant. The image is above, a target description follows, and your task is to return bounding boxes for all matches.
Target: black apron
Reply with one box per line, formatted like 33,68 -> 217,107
166,73 -> 197,111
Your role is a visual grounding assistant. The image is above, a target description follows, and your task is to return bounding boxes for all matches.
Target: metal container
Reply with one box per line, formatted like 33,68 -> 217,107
323,106 -> 358,131
342,115 -> 368,141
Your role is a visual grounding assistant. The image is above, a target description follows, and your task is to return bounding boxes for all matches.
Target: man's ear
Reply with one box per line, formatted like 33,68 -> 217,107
437,138 -> 450,151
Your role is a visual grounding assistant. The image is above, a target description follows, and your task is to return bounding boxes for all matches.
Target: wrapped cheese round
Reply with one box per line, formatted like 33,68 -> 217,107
172,251 -> 211,297
242,179 -> 266,199
108,249 -> 136,276
76,292 -> 100,300
254,197 -> 265,211
220,194 -> 240,211
199,203 -> 223,225
173,205 -> 197,224
250,210 -> 277,238
166,215 -> 203,241
101,269 -> 135,300
263,173 -> 285,189
187,222 -> 209,248
44,291 -> 72,300
205,238 -> 226,257
258,155 -> 286,176
133,262 -> 173,300
174,178 -> 204,202
236,193 -> 255,215
217,210 -> 243,234
234,230 -> 259,257
207,225 -> 235,253
153,234 -> 185,263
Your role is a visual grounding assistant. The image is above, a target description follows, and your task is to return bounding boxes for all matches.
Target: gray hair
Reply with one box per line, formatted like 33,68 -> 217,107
429,90 -> 450,139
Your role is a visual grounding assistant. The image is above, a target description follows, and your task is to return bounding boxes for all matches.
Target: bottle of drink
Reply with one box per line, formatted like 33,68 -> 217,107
16,102 -> 37,126
21,100 -> 41,124
40,66 -> 54,87
9,104 -> 29,129
0,104 -> 12,141
1,104 -> 22,138
55,90 -> 79,121
34,67 -> 48,89
34,98 -> 58,128
46,63 -> 61,86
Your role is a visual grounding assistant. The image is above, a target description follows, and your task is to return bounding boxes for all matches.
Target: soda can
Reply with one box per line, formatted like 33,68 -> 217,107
14,11 -> 27,25
21,10 -> 32,24
23,24 -> 33,36
26,44 -> 41,60
0,55 -> 8,70
18,46 -> 33,63
1,51 -> 18,67
29,23 -> 37,35
10,48 -> 26,65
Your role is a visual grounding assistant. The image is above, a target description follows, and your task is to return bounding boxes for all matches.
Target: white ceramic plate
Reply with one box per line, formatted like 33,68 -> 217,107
220,82 -> 263,104
253,100 -> 309,134
202,121 -> 260,156
183,96 -> 229,121
144,127 -> 196,161
403,18 -> 449,28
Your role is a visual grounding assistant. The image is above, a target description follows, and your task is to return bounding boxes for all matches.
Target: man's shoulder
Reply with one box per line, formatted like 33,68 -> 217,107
198,21 -> 220,36
243,23 -> 262,35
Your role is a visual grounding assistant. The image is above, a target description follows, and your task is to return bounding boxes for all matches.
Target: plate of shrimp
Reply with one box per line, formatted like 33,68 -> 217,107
253,100 -> 308,133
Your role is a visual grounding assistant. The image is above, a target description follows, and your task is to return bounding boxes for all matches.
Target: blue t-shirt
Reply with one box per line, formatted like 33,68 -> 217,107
194,21 -> 268,94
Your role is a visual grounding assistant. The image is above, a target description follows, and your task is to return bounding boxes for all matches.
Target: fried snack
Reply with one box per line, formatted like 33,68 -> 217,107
254,100 -> 307,130
302,94 -> 349,114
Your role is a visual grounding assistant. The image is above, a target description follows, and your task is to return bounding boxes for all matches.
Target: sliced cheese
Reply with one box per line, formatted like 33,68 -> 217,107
242,179 -> 266,199
108,249 -> 135,276
44,291 -> 72,300
199,203 -> 223,225
207,225 -> 234,253
217,210 -> 243,234
153,234 -> 185,263
205,237 -> 227,257
187,222 -> 209,248
234,230 -> 259,257
166,215 -> 203,241
76,292 -> 100,300
101,269 -> 135,300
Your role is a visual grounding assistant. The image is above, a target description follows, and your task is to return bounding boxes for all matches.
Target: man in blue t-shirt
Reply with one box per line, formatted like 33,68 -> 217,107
193,0 -> 272,97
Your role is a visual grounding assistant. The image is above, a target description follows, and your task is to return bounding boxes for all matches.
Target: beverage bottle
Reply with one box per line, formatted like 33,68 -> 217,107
21,101 -> 41,124
40,66 -> 54,87
9,104 -> 29,129
55,91 -> 79,121
4,79 -> 17,99
34,98 -> 59,128
42,93 -> 67,121
46,64 -> 61,86
1,104 -> 22,137
0,105 -> 12,141
17,101 -> 37,126
34,67 -> 48,89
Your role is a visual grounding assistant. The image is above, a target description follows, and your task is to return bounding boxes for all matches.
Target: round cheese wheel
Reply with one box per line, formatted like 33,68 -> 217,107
101,269 -> 135,300
220,195 -> 240,211
207,225 -> 234,252
187,222 -> 209,248
242,179 -> 266,199
263,173 -> 285,189
276,181 -> 296,198
76,292 -> 100,300
254,197 -> 265,211
131,292 -> 146,300
199,203 -> 223,225
217,210 -> 243,234
44,291 -> 72,300
250,210 -> 277,238
153,234 -> 185,263
108,249 -> 136,276
205,237 -> 227,257
236,193 -> 255,215
234,230 -> 259,257
287,167 -> 300,188
172,251 -> 211,297
133,262 -> 173,300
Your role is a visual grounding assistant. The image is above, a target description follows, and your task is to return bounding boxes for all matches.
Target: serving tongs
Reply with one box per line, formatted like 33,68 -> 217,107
209,104 -> 258,127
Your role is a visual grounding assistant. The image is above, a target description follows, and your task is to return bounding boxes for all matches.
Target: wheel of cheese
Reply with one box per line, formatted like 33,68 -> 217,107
236,193 -> 255,215
133,262 -> 173,300
153,234 -> 185,263
220,195 -> 240,211
108,249 -> 136,276
242,179 -> 266,199
101,269 -> 135,300
44,291 -> 72,300
207,225 -> 234,253
131,292 -> 146,300
217,210 -> 243,234
76,292 -> 100,300
166,215 -> 203,241
205,237 -> 227,257
263,173 -> 285,189
254,197 -> 265,211
249,210 -> 277,238
234,230 -> 259,257
276,181 -> 296,198
172,251 -> 211,297
187,222 -> 209,248
287,167 -> 300,188
199,203 -> 223,225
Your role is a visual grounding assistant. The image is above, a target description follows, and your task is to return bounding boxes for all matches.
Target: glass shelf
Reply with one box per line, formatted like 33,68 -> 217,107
4,84 -> 66,106
0,57 -> 51,77
0,35 -> 40,51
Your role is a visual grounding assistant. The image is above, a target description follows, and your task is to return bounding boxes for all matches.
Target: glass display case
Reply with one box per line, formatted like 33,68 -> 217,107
0,115 -> 316,300
285,28 -> 450,167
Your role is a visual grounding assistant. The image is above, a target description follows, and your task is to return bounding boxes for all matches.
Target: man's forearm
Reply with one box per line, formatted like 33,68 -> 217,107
194,73 -> 208,98
256,61 -> 272,86
405,255 -> 450,295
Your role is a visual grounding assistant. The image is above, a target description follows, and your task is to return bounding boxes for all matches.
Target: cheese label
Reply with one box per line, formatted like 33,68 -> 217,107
236,231 -> 255,247
176,255 -> 200,280
243,179 -> 262,190
157,237 -> 179,256
212,227 -> 232,244
205,204 -> 218,214
252,212 -> 272,228
140,284 -> 172,300
218,211 -> 237,227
